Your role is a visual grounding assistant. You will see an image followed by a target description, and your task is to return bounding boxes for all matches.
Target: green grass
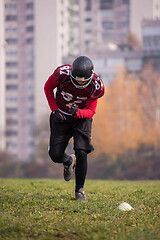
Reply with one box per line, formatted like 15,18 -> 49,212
0,179 -> 160,240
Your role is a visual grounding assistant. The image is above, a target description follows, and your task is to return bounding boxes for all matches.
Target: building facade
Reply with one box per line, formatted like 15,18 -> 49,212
130,0 -> 160,44
1,0 -> 36,159
142,19 -> 160,67
0,0 -> 6,151
78,0 -> 130,54
0,0 -> 68,160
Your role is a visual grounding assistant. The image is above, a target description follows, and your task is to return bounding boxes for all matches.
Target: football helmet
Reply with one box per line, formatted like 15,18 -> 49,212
70,56 -> 94,89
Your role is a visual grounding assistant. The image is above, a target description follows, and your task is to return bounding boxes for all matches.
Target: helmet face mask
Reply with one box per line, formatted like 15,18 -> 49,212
70,56 -> 94,89
70,69 -> 93,89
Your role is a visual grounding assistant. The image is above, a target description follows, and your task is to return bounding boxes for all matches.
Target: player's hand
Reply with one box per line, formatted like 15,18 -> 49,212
53,110 -> 66,122
70,104 -> 78,117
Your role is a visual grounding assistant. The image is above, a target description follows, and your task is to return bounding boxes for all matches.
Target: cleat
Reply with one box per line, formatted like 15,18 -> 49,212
75,188 -> 87,202
63,154 -> 76,181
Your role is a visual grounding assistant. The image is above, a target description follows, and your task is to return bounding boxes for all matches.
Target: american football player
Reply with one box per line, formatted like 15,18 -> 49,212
44,56 -> 104,202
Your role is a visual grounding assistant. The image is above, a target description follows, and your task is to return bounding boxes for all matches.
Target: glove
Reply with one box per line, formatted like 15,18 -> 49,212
53,110 -> 66,122
70,104 -> 78,117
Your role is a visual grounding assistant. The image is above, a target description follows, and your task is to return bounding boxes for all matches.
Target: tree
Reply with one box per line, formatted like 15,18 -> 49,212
138,64 -> 160,150
127,32 -> 141,50
92,65 -> 157,156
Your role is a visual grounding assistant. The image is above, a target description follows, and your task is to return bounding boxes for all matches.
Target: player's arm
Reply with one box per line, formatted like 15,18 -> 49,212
70,98 -> 98,119
70,75 -> 104,118
44,74 -> 58,112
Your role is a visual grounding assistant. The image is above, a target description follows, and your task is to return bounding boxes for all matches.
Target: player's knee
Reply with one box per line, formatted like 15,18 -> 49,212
49,148 -> 63,163
75,149 -> 87,161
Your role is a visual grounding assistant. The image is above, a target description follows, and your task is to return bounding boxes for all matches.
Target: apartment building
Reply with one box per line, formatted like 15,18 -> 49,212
2,0 -> 35,160
78,0 -> 130,54
76,0 -> 160,53
142,19 -> 160,67
76,0 -> 160,83
0,0 -> 6,151
130,0 -> 160,43
0,0 -> 70,160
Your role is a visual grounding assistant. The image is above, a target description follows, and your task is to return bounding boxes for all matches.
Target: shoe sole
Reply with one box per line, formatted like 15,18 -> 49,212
64,154 -> 76,181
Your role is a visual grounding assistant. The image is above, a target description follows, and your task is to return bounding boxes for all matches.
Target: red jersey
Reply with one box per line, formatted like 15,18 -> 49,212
44,64 -> 104,118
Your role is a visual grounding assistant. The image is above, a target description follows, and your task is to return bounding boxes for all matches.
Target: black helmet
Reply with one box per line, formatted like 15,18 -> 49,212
70,56 -> 94,89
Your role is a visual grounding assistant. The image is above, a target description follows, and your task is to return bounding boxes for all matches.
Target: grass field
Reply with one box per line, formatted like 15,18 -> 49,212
0,179 -> 160,240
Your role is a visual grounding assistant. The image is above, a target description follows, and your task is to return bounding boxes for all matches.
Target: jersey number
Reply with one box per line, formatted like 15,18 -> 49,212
60,66 -> 70,76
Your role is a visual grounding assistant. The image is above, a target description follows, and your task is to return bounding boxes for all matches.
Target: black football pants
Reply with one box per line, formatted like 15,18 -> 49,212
48,112 -> 93,188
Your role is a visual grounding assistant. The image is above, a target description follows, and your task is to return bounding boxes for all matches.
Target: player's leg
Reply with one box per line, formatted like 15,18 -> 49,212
75,149 -> 88,202
73,118 -> 94,202
48,113 -> 71,163
48,112 -> 76,181
49,142 -> 70,163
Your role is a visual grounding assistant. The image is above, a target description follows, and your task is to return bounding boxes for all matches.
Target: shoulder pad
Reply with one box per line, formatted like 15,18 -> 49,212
53,64 -> 71,85
90,74 -> 105,99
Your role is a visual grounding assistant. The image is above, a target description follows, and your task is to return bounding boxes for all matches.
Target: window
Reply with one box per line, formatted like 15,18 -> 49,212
6,73 -> 18,79
28,107 -> 34,113
100,0 -> 113,10
27,72 -> 34,79
27,119 -> 34,125
102,21 -> 113,30
6,85 -> 18,90
123,9 -> 129,16
117,22 -> 122,28
122,21 -> 129,28
86,18 -> 91,22
5,27 -> 17,32
123,0 -> 129,4
6,119 -> 18,125
28,95 -> 34,101
26,38 -> 34,44
6,130 -> 17,136
6,108 -> 17,113
5,15 -> 17,21
26,14 -> 34,20
26,26 -> 34,32
6,50 -> 18,56
102,33 -> 113,40
5,3 -> 17,9
6,96 -> 17,102
27,61 -> 34,68
28,141 -> 35,147
6,39 -> 18,44
26,2 -> 34,9
85,29 -> 92,33
6,62 -> 18,67
86,0 -> 91,11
